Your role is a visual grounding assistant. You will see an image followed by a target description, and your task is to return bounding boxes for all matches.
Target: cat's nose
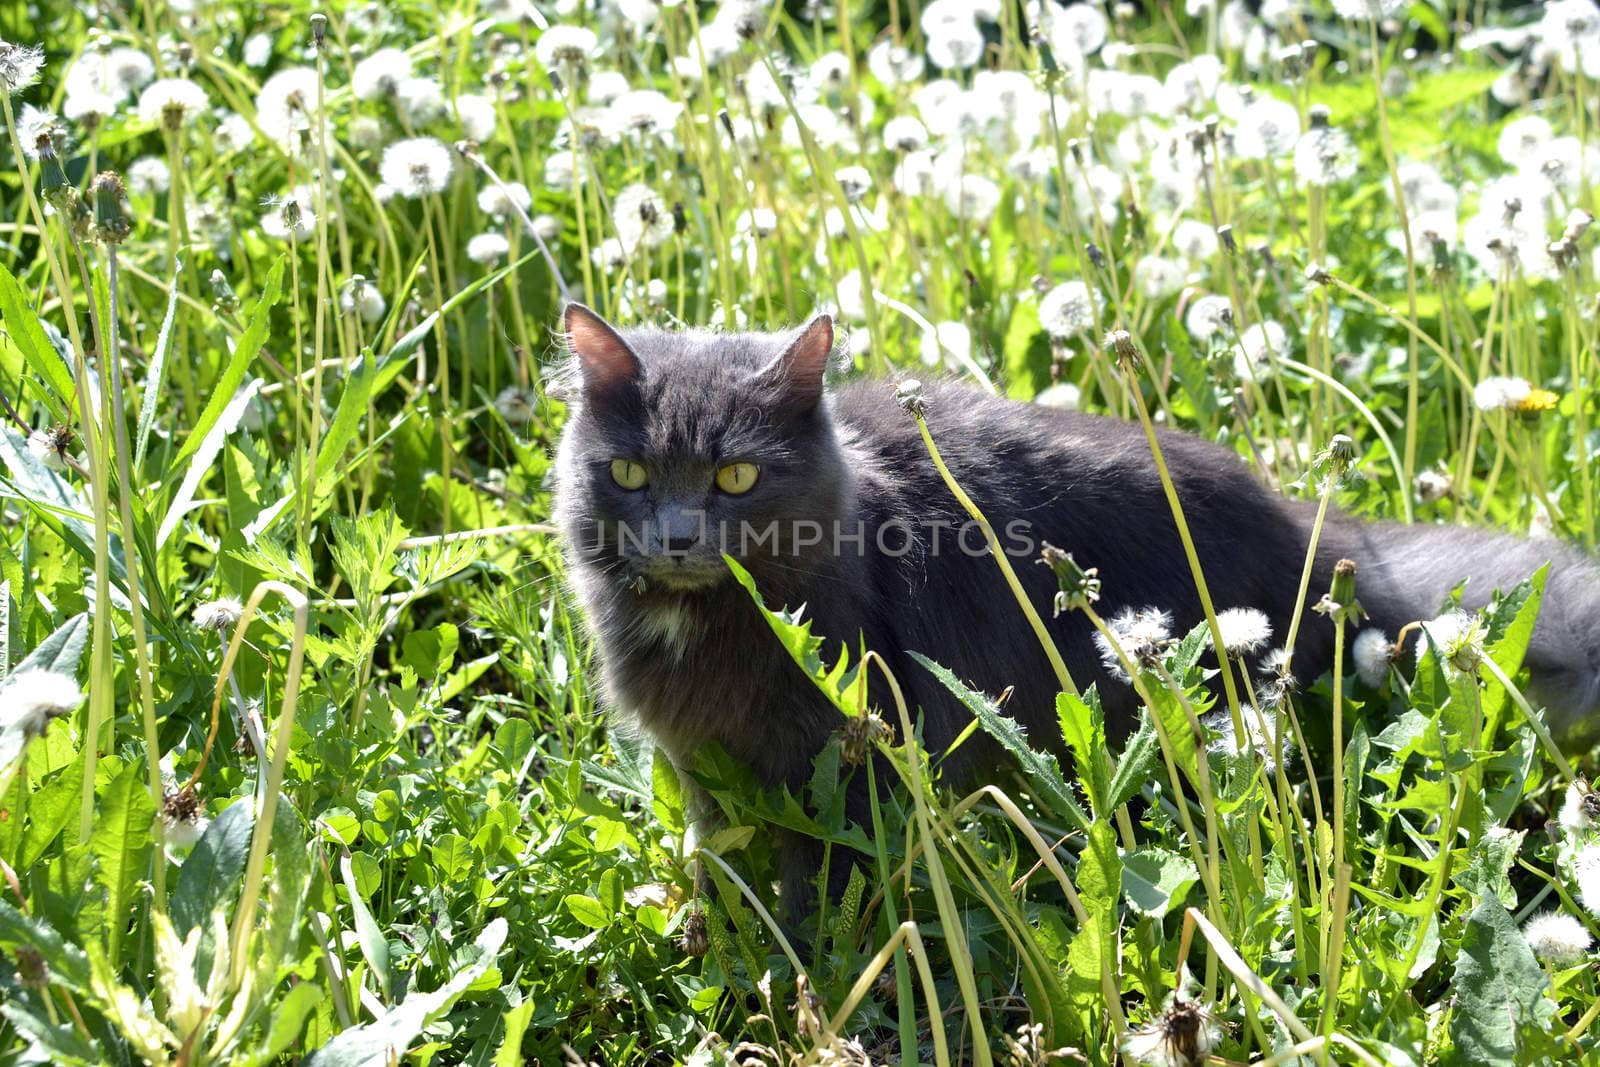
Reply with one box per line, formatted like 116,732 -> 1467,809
656,506 -> 704,555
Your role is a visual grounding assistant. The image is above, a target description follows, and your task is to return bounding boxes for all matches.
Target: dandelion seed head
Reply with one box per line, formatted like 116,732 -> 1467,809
1184,294 -> 1234,340
1094,606 -> 1175,682
477,181 -> 531,219
1351,627 -> 1394,687
340,276 -> 387,324
1035,381 -> 1081,410
453,92 -> 497,142
926,20 -> 985,71
1233,95 -> 1300,159
612,183 -> 675,251
351,47 -> 412,100
868,40 -> 924,85
379,136 -> 455,198
919,320 -> 971,369
127,156 -> 171,197
0,40 -> 45,96
942,172 -> 1001,223
466,231 -> 510,264
1523,912 -> 1592,966
1293,123 -> 1358,186
1037,281 -> 1099,338
1330,0 -> 1405,21
137,77 -> 209,128
1473,375 -> 1533,412
255,67 -> 324,151
192,597 -> 243,633
535,25 -> 598,70
1417,609 -> 1487,674
396,76 -> 447,125
882,114 -> 929,152
1172,218 -> 1219,263
1232,320 -> 1288,380
1573,843 -> 1600,919
1216,607 -> 1273,656
1133,256 -> 1186,301
1,668 -> 83,742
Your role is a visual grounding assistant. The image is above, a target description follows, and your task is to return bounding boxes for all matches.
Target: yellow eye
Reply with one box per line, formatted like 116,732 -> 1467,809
610,459 -> 648,490
715,462 -> 760,495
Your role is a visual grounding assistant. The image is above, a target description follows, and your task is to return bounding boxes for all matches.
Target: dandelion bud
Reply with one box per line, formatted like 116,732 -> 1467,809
1066,137 -> 1084,164
310,12 -> 327,46
1217,224 -> 1237,255
894,378 -> 927,417
1563,208 -> 1593,242
35,134 -> 72,210
210,269 -> 238,315
1307,104 -> 1331,130
1325,433 -> 1356,472
175,41 -> 194,71
1548,238 -> 1579,271
89,171 -> 131,245
678,908 -> 709,957
192,597 -> 244,633
1502,196 -> 1522,225
1304,262 -> 1332,286
1040,543 -> 1101,615
1085,241 -> 1105,268
1106,329 -> 1142,373
1315,558 -> 1366,629
838,711 -> 891,765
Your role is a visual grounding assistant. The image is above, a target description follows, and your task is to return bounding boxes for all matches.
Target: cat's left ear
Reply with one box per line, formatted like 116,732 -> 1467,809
564,302 -> 642,402
753,314 -> 834,415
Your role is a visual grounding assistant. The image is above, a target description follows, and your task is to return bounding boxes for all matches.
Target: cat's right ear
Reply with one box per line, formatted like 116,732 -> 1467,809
564,303 -> 642,401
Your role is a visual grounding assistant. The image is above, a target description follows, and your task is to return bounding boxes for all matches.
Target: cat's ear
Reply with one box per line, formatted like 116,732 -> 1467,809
564,303 -> 642,400
754,314 -> 834,415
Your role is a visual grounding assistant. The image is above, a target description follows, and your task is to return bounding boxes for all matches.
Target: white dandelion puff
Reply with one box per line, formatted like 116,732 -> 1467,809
379,137 -> 455,198
1523,912 -> 1592,966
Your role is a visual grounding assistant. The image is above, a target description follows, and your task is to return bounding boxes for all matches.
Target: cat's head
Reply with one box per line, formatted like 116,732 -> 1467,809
554,304 -> 848,600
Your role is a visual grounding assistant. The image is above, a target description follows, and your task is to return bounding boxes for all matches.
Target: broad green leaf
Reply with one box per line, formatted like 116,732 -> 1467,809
88,761 -> 155,963
0,261 -> 72,418
726,555 -> 862,716
302,918 -> 506,1067
1445,897 -> 1558,1065
0,429 -> 127,586
0,899 -> 91,992
157,377 -> 264,546
1056,690 -> 1109,816
429,833 -> 473,881
1106,715 -> 1159,813
494,1001 -> 536,1067
651,747 -> 685,833
912,652 -> 1089,830
1121,847 -> 1199,918
0,999 -> 102,1064
313,348 -> 376,501
564,894 -> 609,930
341,847 -> 393,999
174,258 -> 283,468
170,799 -> 254,936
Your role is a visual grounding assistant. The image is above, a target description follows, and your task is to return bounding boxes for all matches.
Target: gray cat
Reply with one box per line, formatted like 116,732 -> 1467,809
552,303 -> 1600,900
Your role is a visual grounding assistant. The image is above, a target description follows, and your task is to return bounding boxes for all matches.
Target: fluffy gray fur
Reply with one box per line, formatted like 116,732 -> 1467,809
554,306 -> 1600,899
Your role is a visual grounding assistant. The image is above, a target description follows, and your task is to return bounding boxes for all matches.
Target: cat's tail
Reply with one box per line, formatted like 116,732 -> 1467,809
1314,514 -> 1600,743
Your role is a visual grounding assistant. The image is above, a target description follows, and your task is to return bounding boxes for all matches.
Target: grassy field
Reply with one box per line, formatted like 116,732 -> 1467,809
1,0 -> 1599,1062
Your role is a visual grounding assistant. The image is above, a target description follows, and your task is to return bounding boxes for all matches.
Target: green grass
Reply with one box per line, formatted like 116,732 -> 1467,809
0,0 -> 1598,1062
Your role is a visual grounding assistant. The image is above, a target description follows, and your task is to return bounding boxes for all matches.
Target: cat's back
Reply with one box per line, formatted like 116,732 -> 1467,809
827,377 -> 1257,511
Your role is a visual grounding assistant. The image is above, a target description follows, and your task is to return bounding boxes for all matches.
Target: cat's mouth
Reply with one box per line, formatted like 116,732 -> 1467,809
625,555 -> 727,594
